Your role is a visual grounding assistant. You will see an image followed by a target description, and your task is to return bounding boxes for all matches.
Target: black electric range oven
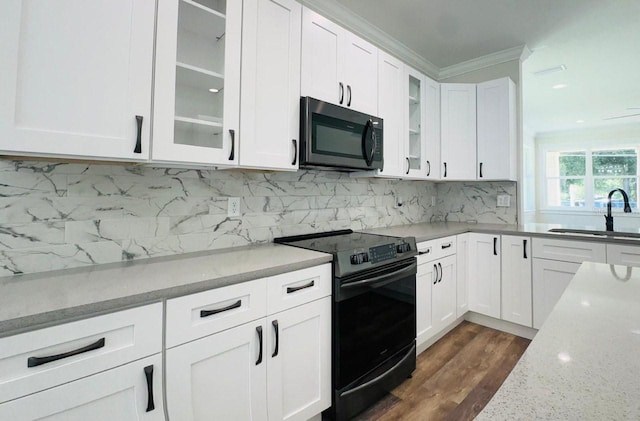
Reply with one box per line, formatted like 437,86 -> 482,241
275,230 -> 417,420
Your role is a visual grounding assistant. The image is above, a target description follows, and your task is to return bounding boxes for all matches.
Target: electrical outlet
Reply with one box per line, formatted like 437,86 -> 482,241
228,197 -> 240,217
497,195 -> 511,208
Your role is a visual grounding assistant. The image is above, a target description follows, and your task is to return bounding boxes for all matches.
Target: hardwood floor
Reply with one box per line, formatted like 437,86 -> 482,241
353,321 -> 531,421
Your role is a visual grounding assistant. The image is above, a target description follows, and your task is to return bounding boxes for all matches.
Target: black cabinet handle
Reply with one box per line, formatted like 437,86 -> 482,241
347,85 -> 352,106
493,237 -> 498,255
433,264 -> 438,285
228,129 -> 235,160
134,115 -> 143,154
443,162 -> 447,178
256,326 -> 263,365
339,82 -> 344,104
479,162 -> 483,178
426,160 -> 431,176
438,262 -> 443,283
441,243 -> 452,249
200,299 -> 241,318
272,320 -> 279,357
144,365 -> 155,412
418,248 -> 431,256
286,280 -> 314,294
291,139 -> 297,166
406,157 -> 410,175
523,239 -> 528,259
28,337 -> 105,368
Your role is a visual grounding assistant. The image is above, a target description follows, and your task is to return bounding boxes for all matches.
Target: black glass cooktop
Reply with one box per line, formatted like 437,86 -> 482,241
275,230 -> 400,254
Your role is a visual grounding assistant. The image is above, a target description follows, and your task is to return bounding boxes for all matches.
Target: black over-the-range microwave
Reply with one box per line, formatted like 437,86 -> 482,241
299,97 -> 383,171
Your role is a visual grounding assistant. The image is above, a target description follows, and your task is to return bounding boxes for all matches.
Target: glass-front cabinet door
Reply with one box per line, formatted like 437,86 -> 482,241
405,67 -> 427,179
153,0 -> 241,166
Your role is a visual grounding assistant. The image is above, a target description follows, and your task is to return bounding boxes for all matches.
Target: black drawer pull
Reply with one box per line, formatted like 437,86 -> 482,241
286,280 -> 315,294
441,243 -> 452,249
134,115 -> 143,154
418,249 -> 431,255
144,365 -> 155,412
272,320 -> 279,357
256,326 -> 263,365
493,237 -> 498,255
523,239 -> 528,259
28,337 -> 106,368
433,264 -> 438,285
200,299 -> 241,318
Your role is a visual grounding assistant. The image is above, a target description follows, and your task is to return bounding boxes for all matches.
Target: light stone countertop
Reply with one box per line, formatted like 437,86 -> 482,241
0,243 -> 331,337
476,261 -> 640,420
366,221 -> 640,245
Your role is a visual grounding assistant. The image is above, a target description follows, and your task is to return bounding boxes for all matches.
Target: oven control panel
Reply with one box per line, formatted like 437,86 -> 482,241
369,243 -> 397,264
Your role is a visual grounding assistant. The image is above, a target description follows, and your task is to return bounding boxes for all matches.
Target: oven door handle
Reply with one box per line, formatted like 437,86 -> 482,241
342,261 -> 417,289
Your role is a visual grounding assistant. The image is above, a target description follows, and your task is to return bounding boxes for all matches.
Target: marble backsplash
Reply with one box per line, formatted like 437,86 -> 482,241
0,159 -> 516,276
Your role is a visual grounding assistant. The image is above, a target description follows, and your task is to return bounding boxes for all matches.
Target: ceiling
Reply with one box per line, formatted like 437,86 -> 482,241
333,0 -> 640,135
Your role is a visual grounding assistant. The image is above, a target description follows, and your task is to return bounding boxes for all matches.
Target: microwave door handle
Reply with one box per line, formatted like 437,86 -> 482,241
362,119 -> 375,167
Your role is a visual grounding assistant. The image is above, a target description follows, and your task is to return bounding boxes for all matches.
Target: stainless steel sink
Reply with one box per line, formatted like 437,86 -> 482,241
547,228 -> 640,239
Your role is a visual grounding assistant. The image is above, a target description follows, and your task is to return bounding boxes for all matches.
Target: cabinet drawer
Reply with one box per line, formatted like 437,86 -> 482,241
166,278 -> 267,348
417,235 -> 456,263
0,303 -> 162,404
267,264 -> 331,314
607,244 -> 640,266
532,238 -> 606,263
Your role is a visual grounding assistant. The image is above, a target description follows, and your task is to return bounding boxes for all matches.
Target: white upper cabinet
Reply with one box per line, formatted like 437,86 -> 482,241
153,0 -> 242,166
477,77 -> 517,180
239,0 -> 302,170
440,83 -> 477,180
0,0 -> 155,161
423,76 -> 441,180
377,51 -> 405,177
301,8 -> 378,116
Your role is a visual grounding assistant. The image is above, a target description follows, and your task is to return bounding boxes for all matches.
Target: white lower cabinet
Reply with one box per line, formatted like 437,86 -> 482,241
455,233 -> 469,317
165,264 -> 332,421
266,297 -> 331,421
432,255 -> 457,333
532,258 -> 581,329
468,233 -> 501,319
501,235 -> 532,327
0,354 -> 163,421
166,320 -> 268,421
416,237 -> 456,348
607,244 -> 640,266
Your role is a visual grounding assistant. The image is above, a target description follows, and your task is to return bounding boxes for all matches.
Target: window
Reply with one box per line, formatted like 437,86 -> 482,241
543,147 -> 639,210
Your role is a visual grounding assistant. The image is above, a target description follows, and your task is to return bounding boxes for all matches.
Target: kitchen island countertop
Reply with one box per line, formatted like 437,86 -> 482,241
476,261 -> 640,420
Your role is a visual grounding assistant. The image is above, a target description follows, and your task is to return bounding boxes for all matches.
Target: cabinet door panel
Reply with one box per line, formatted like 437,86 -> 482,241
416,262 -> 435,346
166,320 -> 268,421
0,0 -> 154,160
607,244 -> 640,266
432,255 -> 457,332
267,297 -> 331,421
301,8 -> 341,104
0,354 -> 164,421
153,0 -> 241,165
240,0 -> 301,170
477,78 -> 516,180
378,51 -> 405,177
440,83 -> 476,180
342,32 -> 378,116
532,259 -> 581,329
501,235 -> 532,327
468,233 -> 501,318
423,76 -> 441,180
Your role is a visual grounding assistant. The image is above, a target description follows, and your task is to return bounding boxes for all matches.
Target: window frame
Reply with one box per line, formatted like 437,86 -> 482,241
538,139 -> 640,212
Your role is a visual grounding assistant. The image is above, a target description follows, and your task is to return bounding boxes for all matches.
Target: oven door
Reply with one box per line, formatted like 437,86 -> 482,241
300,97 -> 383,170
335,258 -> 416,390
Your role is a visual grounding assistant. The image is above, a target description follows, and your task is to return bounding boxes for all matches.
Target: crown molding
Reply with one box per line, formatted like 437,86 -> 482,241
438,45 -> 528,80
300,0 -> 440,79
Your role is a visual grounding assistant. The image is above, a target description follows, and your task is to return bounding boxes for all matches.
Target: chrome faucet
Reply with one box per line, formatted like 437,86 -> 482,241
605,188 -> 632,231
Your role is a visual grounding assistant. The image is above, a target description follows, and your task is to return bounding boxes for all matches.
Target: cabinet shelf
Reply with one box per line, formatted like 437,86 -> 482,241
176,62 -> 224,90
179,0 -> 226,42
409,128 -> 420,135
175,116 -> 223,128
409,96 -> 420,105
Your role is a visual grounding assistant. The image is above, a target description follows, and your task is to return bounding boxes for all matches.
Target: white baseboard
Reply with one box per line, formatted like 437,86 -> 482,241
464,312 -> 538,340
